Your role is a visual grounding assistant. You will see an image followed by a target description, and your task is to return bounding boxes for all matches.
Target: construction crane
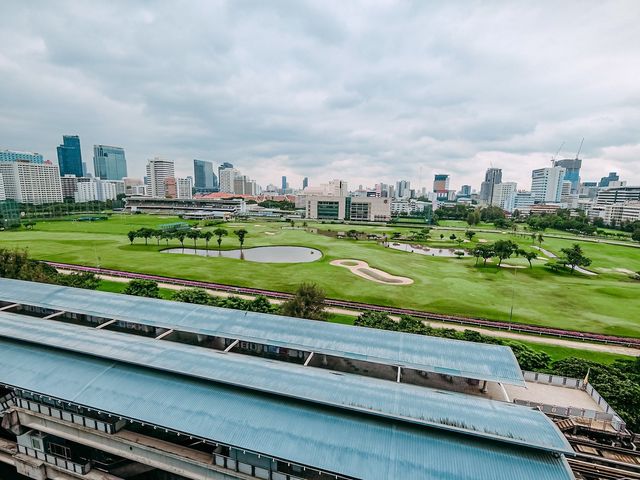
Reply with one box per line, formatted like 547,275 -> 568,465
575,137 -> 584,160
551,141 -> 565,166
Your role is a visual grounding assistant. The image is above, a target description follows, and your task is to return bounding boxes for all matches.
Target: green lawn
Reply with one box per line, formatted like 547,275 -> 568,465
2,214 -> 639,337
513,340 -> 634,364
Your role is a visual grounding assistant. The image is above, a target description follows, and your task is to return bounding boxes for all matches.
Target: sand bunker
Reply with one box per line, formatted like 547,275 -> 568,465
264,232 -> 276,236
331,259 -> 413,285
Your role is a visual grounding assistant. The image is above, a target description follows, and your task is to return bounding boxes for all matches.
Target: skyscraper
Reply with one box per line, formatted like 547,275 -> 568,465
395,180 -> 411,199
460,185 -> 472,197
479,168 -> 502,205
219,164 -> 239,193
599,172 -> 619,188
0,150 -> 44,163
193,159 -> 218,193
56,135 -> 83,177
302,177 -> 309,190
281,176 -> 288,193
93,145 -> 127,180
531,166 -> 566,203
553,158 -> 581,193
433,174 -> 450,199
145,158 -> 175,198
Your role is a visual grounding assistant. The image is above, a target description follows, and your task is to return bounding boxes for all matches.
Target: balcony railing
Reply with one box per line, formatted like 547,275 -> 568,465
17,444 -> 91,475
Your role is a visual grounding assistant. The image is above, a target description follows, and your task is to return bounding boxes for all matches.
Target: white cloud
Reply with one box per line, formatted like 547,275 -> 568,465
0,0 -> 638,191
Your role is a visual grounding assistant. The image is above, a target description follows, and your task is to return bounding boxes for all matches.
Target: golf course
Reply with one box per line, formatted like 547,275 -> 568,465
2,213 -> 639,337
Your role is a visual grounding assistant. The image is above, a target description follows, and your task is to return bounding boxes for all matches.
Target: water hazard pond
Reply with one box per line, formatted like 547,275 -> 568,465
162,246 -> 322,263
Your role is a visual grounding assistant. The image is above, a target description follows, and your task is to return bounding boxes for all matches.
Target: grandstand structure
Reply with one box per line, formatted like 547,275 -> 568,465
0,278 -> 576,480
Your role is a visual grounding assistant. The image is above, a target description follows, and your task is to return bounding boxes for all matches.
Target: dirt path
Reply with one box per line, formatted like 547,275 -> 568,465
89,271 -> 638,357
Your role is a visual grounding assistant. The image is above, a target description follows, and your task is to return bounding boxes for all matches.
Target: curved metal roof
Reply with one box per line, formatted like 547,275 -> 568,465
0,337 -> 572,480
0,278 -> 524,385
0,312 -> 570,454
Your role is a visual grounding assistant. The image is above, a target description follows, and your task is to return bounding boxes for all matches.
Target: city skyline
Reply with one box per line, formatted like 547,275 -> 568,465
1,1 -> 640,189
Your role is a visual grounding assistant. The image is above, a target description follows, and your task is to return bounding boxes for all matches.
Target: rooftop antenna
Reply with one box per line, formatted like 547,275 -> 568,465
551,141 -> 565,166
575,137 -> 584,160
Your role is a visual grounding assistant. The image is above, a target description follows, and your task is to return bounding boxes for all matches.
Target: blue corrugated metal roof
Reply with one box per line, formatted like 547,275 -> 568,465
0,312 -> 571,454
0,278 -> 524,385
0,337 -> 572,480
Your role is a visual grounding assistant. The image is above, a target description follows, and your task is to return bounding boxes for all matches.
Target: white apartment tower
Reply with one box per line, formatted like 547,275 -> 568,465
531,166 -> 566,203
491,182 -> 517,213
0,161 -> 63,204
145,158 -> 175,198
177,177 -> 193,199
219,167 -> 240,193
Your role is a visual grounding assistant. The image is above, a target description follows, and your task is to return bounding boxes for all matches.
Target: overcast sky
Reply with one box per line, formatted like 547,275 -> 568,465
1,1 -> 639,191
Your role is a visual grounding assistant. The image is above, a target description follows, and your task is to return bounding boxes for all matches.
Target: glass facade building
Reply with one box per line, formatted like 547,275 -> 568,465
56,135 -> 83,177
553,159 -> 581,193
93,145 -> 127,180
193,159 -> 218,193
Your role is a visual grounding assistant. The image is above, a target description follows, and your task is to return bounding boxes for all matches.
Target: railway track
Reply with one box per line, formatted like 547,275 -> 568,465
566,436 -> 640,479
47,261 -> 640,348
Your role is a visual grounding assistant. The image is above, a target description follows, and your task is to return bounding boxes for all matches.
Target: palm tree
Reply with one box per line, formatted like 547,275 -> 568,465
538,233 -> 544,246
234,229 -> 248,249
213,228 -> 228,250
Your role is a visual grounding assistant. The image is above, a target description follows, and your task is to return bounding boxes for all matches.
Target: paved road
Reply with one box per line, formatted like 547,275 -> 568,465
90,271 -> 639,358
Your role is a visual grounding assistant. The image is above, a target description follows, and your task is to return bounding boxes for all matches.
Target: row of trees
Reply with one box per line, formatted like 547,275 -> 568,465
0,248 -> 100,289
123,280 -> 329,321
355,311 -> 640,431
127,227 -> 249,250
469,240 -> 538,268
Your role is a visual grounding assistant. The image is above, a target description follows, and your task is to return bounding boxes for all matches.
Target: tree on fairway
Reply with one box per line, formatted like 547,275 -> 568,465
449,234 -> 457,241
560,243 -> 592,274
123,279 -> 160,298
152,229 -> 163,246
454,250 -> 465,259
127,230 -> 136,245
537,233 -> 544,245
187,230 -> 200,249
531,233 -> 536,244
465,230 -> 476,241
234,229 -> 248,249
632,229 -> 640,243
523,251 -> 538,268
473,243 -> 495,266
493,240 -> 518,266
202,231 -> 214,251
176,232 -> 186,249
280,283 -> 327,321
213,228 -> 228,249
161,231 -> 173,246
139,228 -> 153,245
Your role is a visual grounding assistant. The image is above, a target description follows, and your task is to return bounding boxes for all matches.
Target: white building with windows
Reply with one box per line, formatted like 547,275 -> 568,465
0,173 -> 5,201
177,177 -> 193,199
74,178 -> 118,203
490,182 -> 517,213
513,191 -> 535,213
145,158 -> 175,198
219,167 -> 240,193
531,167 -> 566,204
0,161 -> 63,204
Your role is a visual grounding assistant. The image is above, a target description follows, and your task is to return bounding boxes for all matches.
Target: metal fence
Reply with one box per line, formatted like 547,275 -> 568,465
519,371 -> 626,432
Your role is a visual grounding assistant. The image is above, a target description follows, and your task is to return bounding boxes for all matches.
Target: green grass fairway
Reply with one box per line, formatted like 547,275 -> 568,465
2,214 -> 639,337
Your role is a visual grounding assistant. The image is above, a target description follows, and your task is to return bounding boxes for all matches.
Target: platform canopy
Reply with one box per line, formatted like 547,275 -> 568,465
0,278 -> 525,385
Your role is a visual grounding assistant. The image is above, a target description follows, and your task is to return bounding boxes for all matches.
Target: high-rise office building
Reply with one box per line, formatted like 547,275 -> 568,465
0,150 -> 44,163
145,158 -> 175,198
479,168 -> 502,205
0,161 -> 63,205
219,166 -> 240,193
193,159 -> 218,193
395,180 -> 411,199
459,185 -> 472,197
599,172 -> 619,188
531,166 -> 566,203
281,176 -> 288,193
93,145 -> 127,180
302,177 -> 309,190
553,158 -> 581,193
56,135 -> 83,177
433,174 -> 450,200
